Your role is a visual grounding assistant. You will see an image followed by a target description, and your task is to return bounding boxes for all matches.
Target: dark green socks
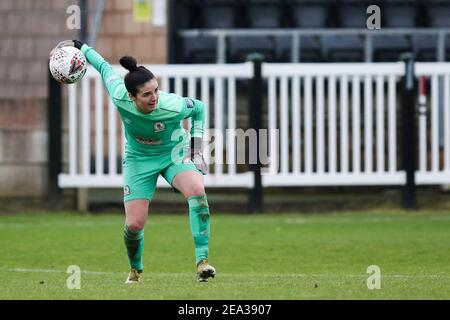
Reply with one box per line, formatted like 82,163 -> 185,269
188,194 -> 211,265
123,225 -> 144,271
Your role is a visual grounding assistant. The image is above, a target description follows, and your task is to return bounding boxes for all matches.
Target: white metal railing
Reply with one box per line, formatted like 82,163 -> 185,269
59,62 -> 450,190
262,62 -> 405,186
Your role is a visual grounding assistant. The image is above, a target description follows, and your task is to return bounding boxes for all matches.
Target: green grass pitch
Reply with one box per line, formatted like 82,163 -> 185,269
0,210 -> 449,299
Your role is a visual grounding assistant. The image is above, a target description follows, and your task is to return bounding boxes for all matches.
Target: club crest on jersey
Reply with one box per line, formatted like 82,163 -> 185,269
154,122 -> 166,132
123,185 -> 131,196
186,98 -> 194,108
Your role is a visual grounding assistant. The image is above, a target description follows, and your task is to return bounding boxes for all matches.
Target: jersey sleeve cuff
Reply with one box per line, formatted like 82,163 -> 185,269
80,44 -> 91,54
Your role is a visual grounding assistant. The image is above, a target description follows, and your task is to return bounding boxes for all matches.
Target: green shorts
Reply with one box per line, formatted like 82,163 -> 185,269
122,150 -> 200,202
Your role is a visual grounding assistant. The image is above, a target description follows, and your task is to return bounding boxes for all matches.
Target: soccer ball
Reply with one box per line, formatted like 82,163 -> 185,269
49,46 -> 87,84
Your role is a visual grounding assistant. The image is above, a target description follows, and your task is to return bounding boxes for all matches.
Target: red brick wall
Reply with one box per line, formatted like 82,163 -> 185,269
0,0 -> 168,196
95,0 -> 167,66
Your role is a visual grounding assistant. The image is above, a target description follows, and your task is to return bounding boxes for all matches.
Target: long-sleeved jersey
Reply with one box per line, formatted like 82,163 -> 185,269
80,44 -> 204,157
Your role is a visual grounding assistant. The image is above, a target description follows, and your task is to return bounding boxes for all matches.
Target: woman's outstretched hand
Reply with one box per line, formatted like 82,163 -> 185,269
49,39 -> 84,58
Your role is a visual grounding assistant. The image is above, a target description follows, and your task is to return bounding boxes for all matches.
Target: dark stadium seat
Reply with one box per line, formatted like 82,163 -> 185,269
290,0 -> 328,29
176,0 -> 203,29
228,36 -> 276,63
382,0 -> 417,28
182,36 -> 218,64
337,0 -> 369,29
427,0 -> 450,28
412,34 -> 450,62
201,0 -> 238,28
172,1 -> 191,29
247,0 -> 281,28
412,35 -> 439,62
322,35 -> 364,62
373,35 -> 412,62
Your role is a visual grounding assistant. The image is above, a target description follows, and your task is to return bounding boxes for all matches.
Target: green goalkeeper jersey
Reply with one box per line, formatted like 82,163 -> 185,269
80,44 -> 204,157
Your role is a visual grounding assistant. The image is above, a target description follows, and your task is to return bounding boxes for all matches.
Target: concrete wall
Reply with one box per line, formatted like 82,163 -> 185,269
0,0 -> 167,197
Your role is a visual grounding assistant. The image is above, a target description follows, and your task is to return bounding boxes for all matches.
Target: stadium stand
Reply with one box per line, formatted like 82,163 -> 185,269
173,0 -> 450,63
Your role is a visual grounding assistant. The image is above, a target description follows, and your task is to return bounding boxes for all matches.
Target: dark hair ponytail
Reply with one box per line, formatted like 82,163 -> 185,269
119,56 -> 139,72
119,56 -> 155,96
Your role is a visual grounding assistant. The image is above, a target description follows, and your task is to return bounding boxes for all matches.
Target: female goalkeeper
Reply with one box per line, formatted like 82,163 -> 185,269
51,40 -> 215,283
